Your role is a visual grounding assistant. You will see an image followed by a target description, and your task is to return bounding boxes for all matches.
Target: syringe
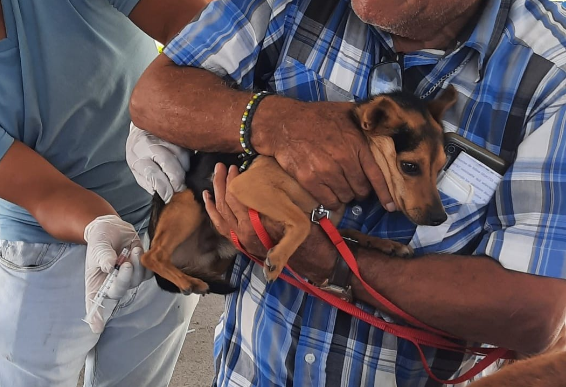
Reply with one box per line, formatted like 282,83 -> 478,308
82,247 -> 132,325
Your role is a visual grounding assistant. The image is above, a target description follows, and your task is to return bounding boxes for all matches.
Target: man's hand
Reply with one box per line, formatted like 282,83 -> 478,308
126,123 -> 190,204
83,215 -> 152,333
252,98 -> 395,211
204,164 -> 268,258
205,163 -> 337,284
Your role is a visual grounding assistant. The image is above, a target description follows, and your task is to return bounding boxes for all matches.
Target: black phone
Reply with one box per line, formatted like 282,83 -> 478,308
443,132 -> 509,176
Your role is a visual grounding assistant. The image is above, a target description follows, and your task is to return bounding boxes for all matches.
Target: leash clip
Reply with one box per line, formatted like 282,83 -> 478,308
311,205 -> 331,224
316,280 -> 353,303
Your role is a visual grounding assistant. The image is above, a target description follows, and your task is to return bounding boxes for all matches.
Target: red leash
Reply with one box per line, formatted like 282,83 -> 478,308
230,209 -> 513,384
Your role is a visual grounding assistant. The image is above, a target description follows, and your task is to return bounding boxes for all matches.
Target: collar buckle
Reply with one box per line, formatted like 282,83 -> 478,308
310,205 -> 331,224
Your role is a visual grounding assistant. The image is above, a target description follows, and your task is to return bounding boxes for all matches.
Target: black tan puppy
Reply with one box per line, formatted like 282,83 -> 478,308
146,152 -> 240,294
142,86 -> 457,295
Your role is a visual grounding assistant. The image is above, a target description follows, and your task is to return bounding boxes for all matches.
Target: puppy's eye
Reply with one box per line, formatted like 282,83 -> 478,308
401,162 -> 420,175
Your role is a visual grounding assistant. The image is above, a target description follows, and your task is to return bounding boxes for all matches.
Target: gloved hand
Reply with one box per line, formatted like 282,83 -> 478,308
126,122 -> 190,204
83,215 -> 152,333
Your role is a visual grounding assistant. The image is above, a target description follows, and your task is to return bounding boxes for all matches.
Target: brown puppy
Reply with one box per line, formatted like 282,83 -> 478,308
141,86 -> 457,294
144,153 -> 240,295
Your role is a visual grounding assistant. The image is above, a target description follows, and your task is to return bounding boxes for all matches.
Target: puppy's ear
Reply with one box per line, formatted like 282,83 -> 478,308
354,96 -> 404,134
427,84 -> 457,123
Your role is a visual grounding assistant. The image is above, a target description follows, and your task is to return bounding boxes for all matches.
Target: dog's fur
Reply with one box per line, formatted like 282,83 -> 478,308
141,86 -> 457,295
468,350 -> 566,387
467,327 -> 566,386
147,152 -> 240,294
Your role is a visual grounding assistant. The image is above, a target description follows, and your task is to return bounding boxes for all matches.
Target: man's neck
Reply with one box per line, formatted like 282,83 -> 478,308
0,2 -> 6,40
392,2 -> 482,53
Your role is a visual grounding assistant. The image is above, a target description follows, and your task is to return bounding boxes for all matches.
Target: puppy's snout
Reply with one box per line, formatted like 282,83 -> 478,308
427,210 -> 448,226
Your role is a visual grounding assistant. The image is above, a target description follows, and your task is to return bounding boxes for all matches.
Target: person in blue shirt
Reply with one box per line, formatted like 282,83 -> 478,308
127,0 -> 566,385
0,1 -> 207,386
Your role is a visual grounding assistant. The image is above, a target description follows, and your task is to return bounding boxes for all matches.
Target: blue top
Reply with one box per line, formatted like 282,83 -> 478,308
0,0 -> 156,243
166,0 -> 566,385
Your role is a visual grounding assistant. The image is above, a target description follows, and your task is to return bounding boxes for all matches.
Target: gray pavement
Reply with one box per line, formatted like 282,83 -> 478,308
169,294 -> 224,387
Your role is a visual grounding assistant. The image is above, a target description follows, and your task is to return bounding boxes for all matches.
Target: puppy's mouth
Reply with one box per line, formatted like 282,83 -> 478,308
401,206 -> 448,226
402,208 -> 424,226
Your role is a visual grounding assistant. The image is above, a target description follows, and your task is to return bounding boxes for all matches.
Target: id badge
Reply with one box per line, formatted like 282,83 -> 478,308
439,151 -> 503,206
409,149 -> 504,249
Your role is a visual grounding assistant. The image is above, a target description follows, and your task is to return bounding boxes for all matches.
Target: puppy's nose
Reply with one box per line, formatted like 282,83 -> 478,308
427,211 -> 448,226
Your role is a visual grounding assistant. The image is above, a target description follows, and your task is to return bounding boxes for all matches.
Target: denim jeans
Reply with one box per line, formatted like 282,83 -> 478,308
0,240 -> 199,387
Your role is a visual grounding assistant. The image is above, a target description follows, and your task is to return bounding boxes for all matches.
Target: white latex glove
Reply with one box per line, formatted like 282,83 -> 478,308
126,122 -> 190,204
83,215 -> 152,334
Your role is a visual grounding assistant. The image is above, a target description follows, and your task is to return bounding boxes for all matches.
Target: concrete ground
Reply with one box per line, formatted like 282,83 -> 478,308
169,294 -> 224,387
78,294 -> 224,387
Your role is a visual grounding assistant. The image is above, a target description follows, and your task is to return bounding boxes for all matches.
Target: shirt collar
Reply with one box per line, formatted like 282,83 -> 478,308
363,0 -> 511,75
462,0 -> 511,76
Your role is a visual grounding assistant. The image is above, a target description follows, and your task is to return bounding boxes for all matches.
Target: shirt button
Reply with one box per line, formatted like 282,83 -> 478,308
305,353 -> 316,364
351,205 -> 363,217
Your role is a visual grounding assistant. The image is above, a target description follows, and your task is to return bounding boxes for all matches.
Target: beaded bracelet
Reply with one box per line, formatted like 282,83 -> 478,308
239,91 -> 273,170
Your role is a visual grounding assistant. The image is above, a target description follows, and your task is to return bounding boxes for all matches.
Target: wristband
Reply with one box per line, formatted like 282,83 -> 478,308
239,91 -> 273,171
317,237 -> 358,302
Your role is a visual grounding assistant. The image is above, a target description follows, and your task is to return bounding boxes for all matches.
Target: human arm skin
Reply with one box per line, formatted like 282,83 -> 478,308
130,55 -> 393,209
289,227 -> 566,357
129,0 -> 209,44
130,58 -> 253,153
0,141 -> 118,243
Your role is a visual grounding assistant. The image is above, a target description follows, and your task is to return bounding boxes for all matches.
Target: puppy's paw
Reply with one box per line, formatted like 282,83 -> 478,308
378,241 -> 414,258
339,229 -> 414,258
180,277 -> 210,296
263,249 -> 285,283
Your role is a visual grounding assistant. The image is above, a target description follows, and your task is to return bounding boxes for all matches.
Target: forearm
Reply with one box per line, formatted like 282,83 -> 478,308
32,185 -> 118,243
290,226 -> 566,355
0,141 -> 117,243
353,249 -> 566,354
130,55 -> 340,155
130,55 -> 256,152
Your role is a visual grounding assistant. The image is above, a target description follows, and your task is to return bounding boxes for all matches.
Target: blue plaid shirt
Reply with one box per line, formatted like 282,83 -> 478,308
165,0 -> 566,385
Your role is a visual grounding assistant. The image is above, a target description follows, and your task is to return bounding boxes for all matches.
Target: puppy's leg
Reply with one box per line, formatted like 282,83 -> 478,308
229,157 -> 316,282
340,229 -> 414,258
141,190 -> 210,295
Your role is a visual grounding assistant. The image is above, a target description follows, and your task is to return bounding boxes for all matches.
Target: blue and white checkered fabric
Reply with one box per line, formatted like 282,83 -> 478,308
165,0 -> 566,385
